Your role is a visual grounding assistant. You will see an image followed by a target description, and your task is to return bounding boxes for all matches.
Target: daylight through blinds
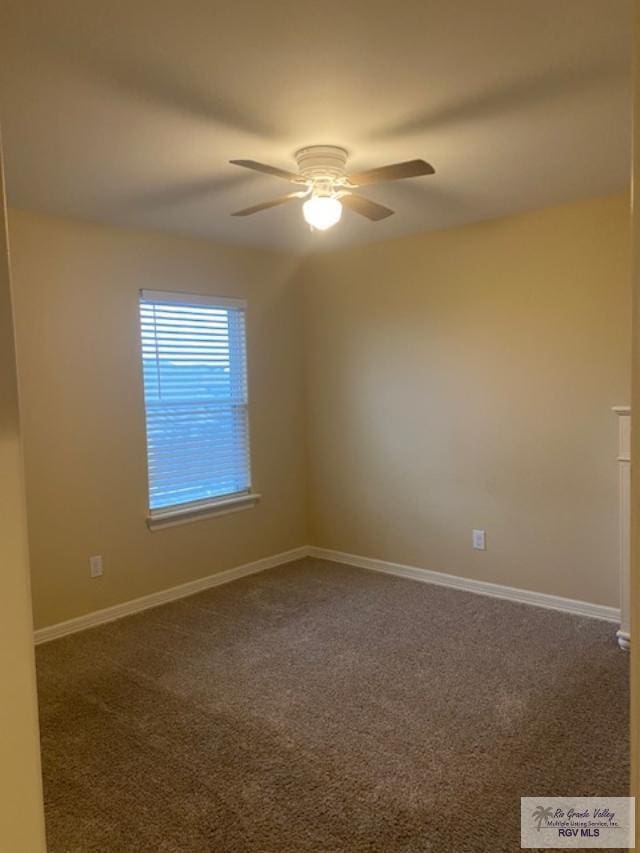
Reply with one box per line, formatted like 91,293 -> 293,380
139,291 -> 250,511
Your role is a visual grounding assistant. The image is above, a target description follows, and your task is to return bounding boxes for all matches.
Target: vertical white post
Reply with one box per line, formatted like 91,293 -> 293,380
613,406 -> 631,650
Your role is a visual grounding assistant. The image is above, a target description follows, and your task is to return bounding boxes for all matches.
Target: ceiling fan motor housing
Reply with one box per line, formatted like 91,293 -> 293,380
295,145 -> 349,192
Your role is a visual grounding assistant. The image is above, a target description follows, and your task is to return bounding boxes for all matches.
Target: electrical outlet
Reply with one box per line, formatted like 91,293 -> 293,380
89,555 -> 103,578
472,529 -> 486,551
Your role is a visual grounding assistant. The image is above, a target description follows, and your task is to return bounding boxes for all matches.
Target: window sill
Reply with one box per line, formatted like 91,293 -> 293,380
147,492 -> 261,531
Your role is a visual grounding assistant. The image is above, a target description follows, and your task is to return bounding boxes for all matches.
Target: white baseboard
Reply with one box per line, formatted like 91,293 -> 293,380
33,546 -> 308,645
34,543 -> 621,645
307,546 -> 621,624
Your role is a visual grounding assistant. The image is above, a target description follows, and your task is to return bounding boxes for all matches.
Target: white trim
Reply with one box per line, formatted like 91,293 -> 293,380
34,545 -> 622,646
147,492 -> 261,530
613,406 -> 631,649
617,629 -> 631,651
140,289 -> 246,309
33,546 -> 307,645
307,547 -> 621,624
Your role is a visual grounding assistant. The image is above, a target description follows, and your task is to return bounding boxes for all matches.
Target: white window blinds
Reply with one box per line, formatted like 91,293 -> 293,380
139,290 -> 251,513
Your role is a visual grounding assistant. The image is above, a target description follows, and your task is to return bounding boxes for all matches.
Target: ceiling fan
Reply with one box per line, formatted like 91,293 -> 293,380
230,145 -> 435,231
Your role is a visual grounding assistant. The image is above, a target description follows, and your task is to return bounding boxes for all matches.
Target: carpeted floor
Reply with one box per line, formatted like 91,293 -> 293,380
36,558 -> 629,853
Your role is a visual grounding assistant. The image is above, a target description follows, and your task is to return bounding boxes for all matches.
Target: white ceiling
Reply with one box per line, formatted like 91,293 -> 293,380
0,0 -> 632,252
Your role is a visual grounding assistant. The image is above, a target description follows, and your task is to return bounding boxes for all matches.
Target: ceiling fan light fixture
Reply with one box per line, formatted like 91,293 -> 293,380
302,194 -> 343,231
230,147 -> 435,226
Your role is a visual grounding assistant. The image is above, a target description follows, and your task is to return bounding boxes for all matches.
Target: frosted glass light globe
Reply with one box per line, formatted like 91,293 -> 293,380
302,195 -> 343,231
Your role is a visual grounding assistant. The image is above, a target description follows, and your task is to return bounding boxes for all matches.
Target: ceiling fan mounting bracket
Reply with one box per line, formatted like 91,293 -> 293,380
294,145 -> 349,184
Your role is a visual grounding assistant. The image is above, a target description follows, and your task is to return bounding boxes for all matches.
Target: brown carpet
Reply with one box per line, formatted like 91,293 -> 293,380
36,558 -> 629,853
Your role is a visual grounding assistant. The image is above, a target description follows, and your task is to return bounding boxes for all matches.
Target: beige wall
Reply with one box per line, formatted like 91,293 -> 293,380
0,156 -> 46,844
9,193 -> 630,632
303,194 -> 630,607
9,210 -> 308,629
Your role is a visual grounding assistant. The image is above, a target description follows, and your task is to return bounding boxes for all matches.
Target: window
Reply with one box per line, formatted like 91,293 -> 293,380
139,290 -> 257,527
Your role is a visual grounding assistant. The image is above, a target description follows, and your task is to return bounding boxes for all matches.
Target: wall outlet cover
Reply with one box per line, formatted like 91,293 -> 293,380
472,529 -> 486,550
